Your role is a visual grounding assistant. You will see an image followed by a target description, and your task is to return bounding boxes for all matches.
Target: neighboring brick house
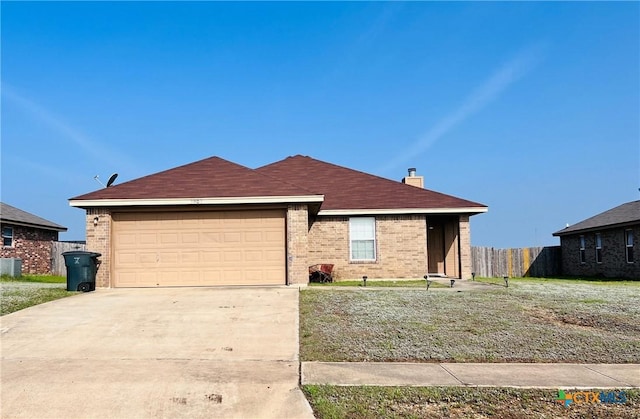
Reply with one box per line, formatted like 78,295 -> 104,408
69,155 -> 487,288
0,202 -> 68,274
553,200 -> 639,279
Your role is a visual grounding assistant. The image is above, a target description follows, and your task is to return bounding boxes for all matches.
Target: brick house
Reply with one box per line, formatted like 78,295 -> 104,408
69,155 -> 487,288
0,202 -> 68,274
553,200 -> 639,279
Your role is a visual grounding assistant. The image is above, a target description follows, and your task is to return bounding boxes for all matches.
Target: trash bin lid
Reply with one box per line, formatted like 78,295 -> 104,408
62,251 -> 102,257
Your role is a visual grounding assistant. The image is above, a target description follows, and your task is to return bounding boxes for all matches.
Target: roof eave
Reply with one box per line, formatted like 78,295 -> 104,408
553,220 -> 640,237
0,219 -> 67,232
317,207 -> 488,216
69,195 -> 325,208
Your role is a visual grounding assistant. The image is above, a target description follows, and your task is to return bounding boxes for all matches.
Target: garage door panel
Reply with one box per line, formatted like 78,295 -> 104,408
201,251 -> 222,263
245,250 -> 262,261
264,269 -> 285,281
265,231 -> 283,243
139,233 -> 158,245
181,233 -> 199,244
112,210 -> 285,287
245,231 -> 263,242
157,252 -> 178,264
116,233 -> 137,246
265,249 -> 285,262
159,233 -> 178,244
223,232 -> 242,243
180,252 -> 199,264
201,232 -> 222,243
137,272 -> 157,285
221,217 -> 243,228
116,252 -> 137,265
138,252 -> 158,264
223,251 -> 242,262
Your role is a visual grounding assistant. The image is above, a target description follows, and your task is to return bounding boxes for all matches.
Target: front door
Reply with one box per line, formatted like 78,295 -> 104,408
427,224 -> 445,275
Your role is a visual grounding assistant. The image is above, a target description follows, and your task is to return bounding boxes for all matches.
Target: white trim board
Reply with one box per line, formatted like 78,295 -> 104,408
69,195 -> 325,208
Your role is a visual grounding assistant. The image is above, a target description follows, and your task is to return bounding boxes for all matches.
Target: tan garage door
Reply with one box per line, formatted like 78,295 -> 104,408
112,210 -> 286,287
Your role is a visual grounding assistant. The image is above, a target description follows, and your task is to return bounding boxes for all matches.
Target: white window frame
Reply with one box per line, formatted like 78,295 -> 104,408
595,233 -> 602,264
625,229 -> 634,263
349,217 -> 376,262
2,226 -> 14,248
579,235 -> 586,264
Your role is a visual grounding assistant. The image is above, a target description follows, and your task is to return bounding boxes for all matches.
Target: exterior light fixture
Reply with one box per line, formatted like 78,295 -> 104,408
362,276 -> 367,287
424,275 -> 432,290
93,216 -> 99,227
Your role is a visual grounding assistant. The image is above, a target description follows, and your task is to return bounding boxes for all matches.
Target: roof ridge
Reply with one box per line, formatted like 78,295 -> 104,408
70,155 -> 322,202
252,168 -> 320,195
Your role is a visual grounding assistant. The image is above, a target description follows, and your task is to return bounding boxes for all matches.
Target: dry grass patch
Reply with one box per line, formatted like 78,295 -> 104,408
1,281 -> 75,315
303,386 -> 639,419
300,280 -> 640,363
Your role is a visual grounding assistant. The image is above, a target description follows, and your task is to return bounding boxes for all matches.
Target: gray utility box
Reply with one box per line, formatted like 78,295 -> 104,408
0,258 -> 22,277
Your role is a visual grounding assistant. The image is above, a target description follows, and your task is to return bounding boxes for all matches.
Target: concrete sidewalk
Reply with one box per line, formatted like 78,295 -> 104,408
302,362 -> 640,389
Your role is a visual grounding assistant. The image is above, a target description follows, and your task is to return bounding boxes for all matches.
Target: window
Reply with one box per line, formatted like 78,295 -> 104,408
349,217 -> 376,261
595,233 -> 602,264
626,230 -> 634,263
579,235 -> 586,264
2,226 -> 14,247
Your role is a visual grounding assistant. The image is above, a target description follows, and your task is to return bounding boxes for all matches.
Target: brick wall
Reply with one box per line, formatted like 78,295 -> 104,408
308,215 -> 428,280
85,208 -> 112,287
286,204 -> 309,285
82,206 -> 479,286
0,224 -> 59,274
560,224 -> 640,279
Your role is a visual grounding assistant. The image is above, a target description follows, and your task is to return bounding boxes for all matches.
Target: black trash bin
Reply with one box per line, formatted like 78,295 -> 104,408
62,251 -> 101,292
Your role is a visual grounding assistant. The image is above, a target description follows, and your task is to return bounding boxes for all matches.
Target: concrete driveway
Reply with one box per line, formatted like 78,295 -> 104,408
1,287 -> 314,419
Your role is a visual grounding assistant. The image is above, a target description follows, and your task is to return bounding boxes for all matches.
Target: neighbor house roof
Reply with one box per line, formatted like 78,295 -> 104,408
69,156 -> 324,207
0,203 -> 67,232
553,200 -> 640,237
69,155 -> 487,215
257,155 -> 487,215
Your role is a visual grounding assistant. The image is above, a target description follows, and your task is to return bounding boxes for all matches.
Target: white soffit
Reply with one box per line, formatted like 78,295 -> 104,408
318,207 -> 488,216
69,195 -> 325,207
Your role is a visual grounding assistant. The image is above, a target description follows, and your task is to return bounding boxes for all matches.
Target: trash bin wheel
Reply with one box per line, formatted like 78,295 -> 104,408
78,283 -> 91,293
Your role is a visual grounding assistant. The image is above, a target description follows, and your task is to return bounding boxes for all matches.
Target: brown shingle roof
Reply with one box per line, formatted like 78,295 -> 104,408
257,155 -> 487,212
0,202 -> 67,232
70,155 -> 487,214
553,200 -> 640,236
71,156 -> 317,201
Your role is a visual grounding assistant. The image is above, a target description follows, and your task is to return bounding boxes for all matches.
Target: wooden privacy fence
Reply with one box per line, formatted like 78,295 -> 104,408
51,241 -> 87,276
471,246 -> 561,278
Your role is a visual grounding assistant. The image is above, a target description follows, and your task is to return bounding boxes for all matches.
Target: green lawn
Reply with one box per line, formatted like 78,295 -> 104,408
303,386 -> 639,419
300,278 -> 640,363
1,274 -> 66,283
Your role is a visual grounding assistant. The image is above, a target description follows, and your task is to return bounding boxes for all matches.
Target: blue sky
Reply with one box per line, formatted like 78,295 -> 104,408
1,2 -> 638,247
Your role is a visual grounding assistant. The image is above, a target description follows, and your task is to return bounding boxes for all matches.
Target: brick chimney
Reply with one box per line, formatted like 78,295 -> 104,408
402,167 -> 424,188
